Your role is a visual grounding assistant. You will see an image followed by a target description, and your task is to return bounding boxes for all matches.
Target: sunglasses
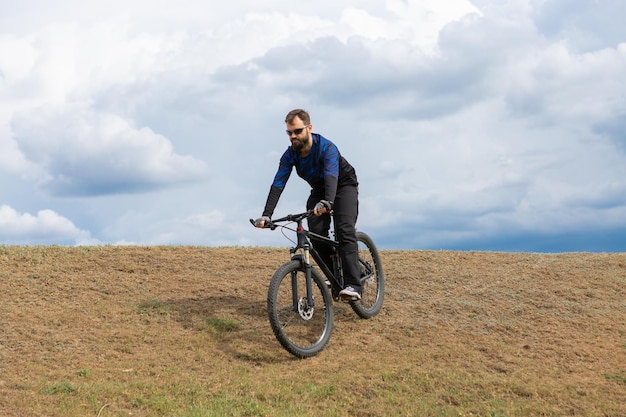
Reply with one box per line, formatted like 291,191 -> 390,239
286,126 -> 308,136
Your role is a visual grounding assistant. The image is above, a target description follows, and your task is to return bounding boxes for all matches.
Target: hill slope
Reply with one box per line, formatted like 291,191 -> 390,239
0,246 -> 625,416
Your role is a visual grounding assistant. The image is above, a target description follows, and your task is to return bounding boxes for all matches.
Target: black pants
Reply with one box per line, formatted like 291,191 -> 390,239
306,184 -> 361,292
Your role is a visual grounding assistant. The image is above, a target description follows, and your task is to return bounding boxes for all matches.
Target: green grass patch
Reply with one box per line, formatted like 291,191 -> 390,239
134,299 -> 170,314
41,381 -> 77,395
604,371 -> 626,385
205,316 -> 241,333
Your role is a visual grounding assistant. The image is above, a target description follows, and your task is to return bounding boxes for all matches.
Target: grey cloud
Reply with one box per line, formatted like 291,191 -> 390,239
11,105 -> 210,197
216,34 -> 491,121
593,114 -> 626,153
532,0 -> 626,52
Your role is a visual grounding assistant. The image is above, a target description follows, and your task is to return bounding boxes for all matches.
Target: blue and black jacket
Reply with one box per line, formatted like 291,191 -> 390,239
262,133 -> 358,218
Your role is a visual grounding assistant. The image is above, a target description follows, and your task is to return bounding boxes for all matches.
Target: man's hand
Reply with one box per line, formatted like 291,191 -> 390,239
313,200 -> 332,216
254,216 -> 270,228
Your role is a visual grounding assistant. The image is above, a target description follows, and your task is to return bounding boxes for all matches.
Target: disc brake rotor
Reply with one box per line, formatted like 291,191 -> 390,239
297,297 -> 315,320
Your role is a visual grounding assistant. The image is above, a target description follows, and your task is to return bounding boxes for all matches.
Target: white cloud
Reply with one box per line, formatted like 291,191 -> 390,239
0,204 -> 95,245
103,208 -> 274,247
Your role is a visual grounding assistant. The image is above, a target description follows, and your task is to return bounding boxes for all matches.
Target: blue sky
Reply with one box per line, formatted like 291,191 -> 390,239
1,0 -> 625,252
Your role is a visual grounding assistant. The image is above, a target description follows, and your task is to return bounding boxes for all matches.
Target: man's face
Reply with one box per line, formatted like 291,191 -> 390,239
286,116 -> 311,153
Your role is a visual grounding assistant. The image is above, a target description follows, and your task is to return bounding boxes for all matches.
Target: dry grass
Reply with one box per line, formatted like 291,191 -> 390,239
0,245 -> 625,416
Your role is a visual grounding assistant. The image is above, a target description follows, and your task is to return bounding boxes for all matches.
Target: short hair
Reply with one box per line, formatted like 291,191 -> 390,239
285,109 -> 310,125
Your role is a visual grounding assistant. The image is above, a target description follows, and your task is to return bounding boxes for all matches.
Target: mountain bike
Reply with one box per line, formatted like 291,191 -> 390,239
250,210 -> 384,358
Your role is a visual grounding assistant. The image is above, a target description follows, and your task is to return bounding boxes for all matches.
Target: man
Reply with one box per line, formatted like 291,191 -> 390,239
254,109 -> 362,300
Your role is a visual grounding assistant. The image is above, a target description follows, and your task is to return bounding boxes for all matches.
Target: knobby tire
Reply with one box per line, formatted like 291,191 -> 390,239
350,231 -> 385,319
267,260 -> 334,358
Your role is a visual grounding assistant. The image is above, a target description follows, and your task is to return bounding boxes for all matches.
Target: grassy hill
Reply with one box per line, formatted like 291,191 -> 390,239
0,246 -> 625,416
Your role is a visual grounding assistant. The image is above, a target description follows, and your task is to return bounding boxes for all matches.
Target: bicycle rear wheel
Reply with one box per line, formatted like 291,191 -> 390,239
350,231 -> 385,318
267,260 -> 334,358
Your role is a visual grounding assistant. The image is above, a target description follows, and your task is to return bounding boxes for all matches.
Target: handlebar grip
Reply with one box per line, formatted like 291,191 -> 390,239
250,218 -> 275,229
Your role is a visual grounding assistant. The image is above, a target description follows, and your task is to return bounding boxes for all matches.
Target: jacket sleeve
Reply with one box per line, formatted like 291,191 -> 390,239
262,185 -> 283,218
262,150 -> 293,218
322,142 -> 340,204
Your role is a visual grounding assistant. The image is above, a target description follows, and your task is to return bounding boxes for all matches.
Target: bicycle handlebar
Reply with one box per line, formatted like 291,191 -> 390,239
249,209 -> 316,230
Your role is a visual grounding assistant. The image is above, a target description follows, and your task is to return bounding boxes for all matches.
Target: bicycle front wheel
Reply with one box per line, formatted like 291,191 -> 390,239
350,231 -> 385,318
267,260 -> 334,358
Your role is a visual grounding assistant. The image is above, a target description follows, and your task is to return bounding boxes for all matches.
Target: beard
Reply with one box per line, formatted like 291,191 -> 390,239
290,135 -> 308,152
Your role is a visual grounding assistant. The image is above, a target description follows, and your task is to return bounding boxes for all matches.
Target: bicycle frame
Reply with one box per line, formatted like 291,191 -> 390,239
292,220 -> 344,299
290,218 -> 341,308
255,211 -> 344,306
252,210 -> 377,307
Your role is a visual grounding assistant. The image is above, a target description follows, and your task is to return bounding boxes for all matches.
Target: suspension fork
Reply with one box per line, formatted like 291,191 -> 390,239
290,223 -> 315,310
303,244 -> 315,308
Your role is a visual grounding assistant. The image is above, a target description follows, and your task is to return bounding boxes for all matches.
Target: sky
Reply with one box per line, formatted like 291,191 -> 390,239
1,0 -> 625,252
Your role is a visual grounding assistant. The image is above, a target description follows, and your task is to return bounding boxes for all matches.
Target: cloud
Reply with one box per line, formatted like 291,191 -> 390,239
103,208 -> 268,247
11,104 -> 210,197
0,1 -> 625,251
0,204 -> 95,245
593,113 -> 626,153
532,0 -> 626,52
